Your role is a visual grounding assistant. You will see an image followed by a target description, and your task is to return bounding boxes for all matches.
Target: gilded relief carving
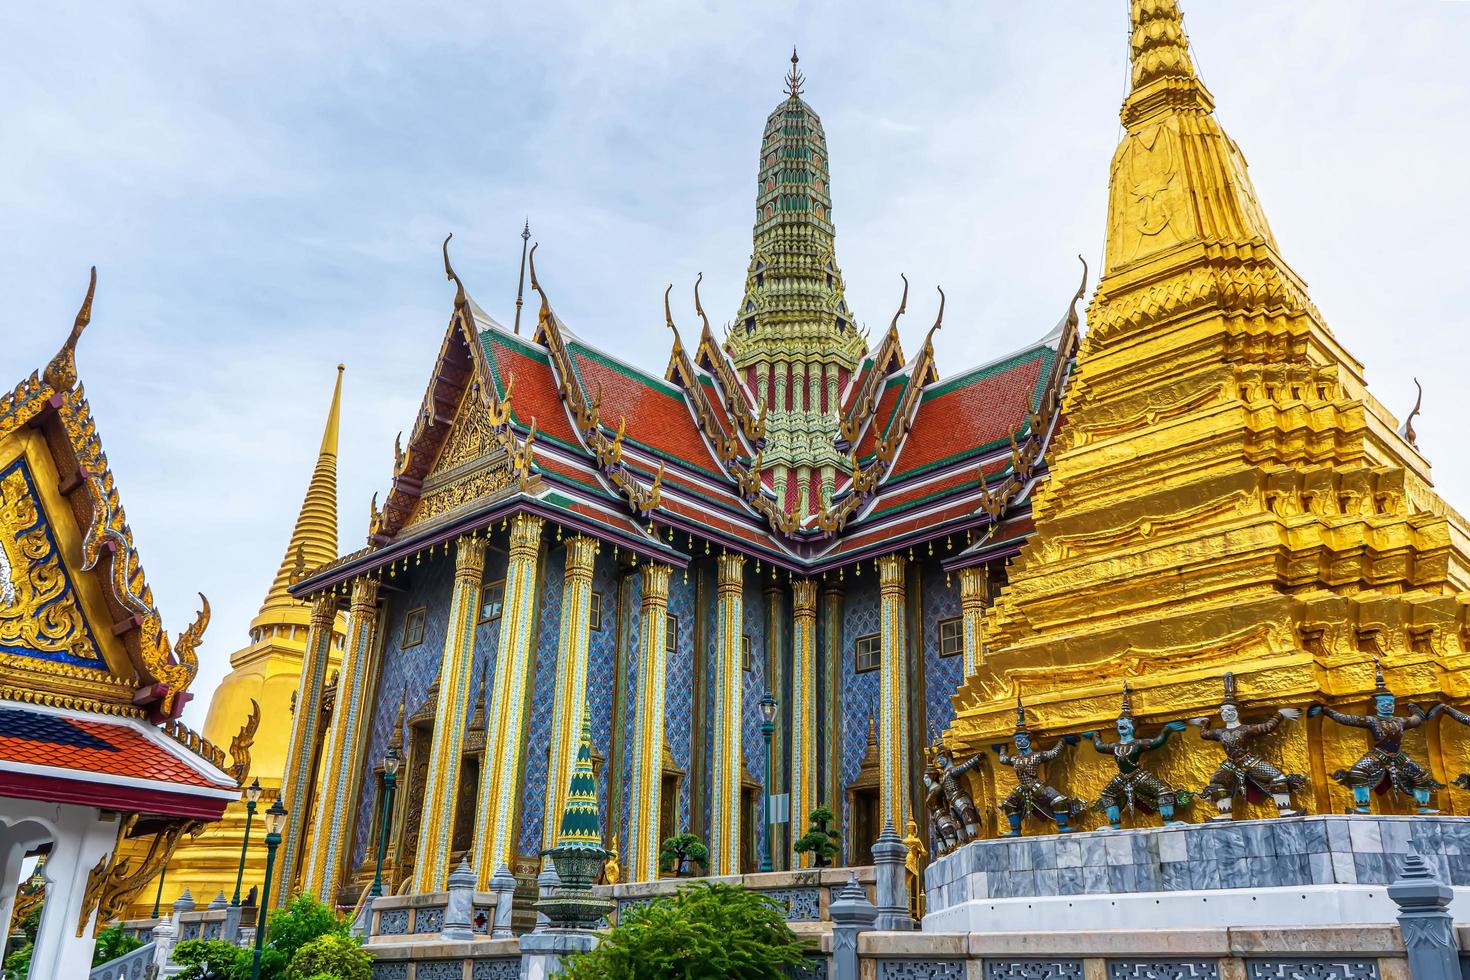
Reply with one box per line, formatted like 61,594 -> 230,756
0,458 -> 103,666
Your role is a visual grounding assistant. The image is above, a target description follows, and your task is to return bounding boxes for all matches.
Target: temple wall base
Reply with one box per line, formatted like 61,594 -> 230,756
924,815 -> 1470,932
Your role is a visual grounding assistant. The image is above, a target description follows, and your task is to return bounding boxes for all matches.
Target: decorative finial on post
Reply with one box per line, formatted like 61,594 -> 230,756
785,47 -> 805,99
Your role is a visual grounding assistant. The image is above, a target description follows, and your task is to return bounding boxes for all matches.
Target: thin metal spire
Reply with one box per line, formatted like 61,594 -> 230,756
785,47 -> 804,99
513,218 -> 531,334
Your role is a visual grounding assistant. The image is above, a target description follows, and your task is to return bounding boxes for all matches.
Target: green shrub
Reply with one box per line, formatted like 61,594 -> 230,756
264,894 -> 349,966
286,933 -> 371,980
563,881 -> 811,979
3,943 -> 33,980
92,924 -> 144,967
173,938 -> 249,980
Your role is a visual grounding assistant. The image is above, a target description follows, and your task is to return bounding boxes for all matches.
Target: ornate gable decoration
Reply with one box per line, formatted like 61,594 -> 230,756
0,268 -> 207,720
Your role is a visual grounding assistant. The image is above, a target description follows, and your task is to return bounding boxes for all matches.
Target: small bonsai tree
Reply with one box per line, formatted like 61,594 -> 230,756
792,805 -> 841,867
658,832 -> 709,877
562,881 -> 811,979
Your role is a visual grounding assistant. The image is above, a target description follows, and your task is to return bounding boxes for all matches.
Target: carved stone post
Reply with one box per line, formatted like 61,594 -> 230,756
532,864 -> 561,932
1389,851 -> 1460,980
149,915 -> 178,979
441,857 -> 475,942
829,872 -> 877,980
488,862 -> 517,940
871,821 -> 912,931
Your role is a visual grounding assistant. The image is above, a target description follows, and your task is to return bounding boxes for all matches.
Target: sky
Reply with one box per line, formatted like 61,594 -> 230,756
3,1 -> 1468,730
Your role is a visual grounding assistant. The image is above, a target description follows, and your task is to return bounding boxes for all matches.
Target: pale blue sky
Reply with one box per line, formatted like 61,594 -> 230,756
3,1 -> 1467,727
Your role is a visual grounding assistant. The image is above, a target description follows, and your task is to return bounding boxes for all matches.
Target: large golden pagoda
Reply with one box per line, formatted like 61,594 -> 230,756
947,0 -> 1470,828
138,367 -> 348,912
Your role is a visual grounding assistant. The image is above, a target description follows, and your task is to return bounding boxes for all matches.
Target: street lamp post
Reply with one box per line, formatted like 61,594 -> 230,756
149,864 -> 167,919
251,797 -> 289,980
231,778 -> 263,907
368,746 -> 401,899
758,691 -> 777,873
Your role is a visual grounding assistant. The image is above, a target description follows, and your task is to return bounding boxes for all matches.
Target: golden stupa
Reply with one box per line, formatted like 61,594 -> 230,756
129,367 -> 348,913
947,0 -> 1470,830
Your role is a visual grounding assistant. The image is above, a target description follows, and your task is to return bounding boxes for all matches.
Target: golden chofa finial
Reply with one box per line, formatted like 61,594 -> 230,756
785,46 -> 805,99
43,266 -> 97,393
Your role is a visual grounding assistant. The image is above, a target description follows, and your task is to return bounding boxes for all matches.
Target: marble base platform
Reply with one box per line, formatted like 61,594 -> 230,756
923,814 -> 1470,933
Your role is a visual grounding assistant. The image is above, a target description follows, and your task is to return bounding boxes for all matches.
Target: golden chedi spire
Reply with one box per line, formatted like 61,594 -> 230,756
253,363 -> 343,631
163,367 -> 349,917
948,0 -> 1470,826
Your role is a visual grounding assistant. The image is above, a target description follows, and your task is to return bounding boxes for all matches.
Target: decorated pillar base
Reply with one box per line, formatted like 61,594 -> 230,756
923,815 -> 1470,933
518,929 -> 601,979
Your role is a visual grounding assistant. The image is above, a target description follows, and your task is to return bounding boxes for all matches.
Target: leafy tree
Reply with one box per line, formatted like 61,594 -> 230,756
658,833 -> 708,877
792,806 -> 841,868
562,881 -> 811,980
173,939 -> 249,980
174,893 -> 358,980
92,924 -> 144,966
2,943 -> 32,980
286,933 -> 371,980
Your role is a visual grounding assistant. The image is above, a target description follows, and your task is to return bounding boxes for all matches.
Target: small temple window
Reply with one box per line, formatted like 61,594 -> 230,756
402,608 -> 427,648
665,614 -> 679,652
938,618 -> 963,658
854,633 -> 881,673
478,580 -> 505,624
589,591 -> 603,632
742,635 -> 752,671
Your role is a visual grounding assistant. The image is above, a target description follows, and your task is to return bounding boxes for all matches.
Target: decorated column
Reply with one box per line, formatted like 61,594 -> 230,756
542,534 -> 600,853
473,513 -> 545,885
790,578 -> 817,862
628,561 -> 672,882
275,594 -> 339,905
877,555 -> 909,830
303,576 -> 380,901
957,566 -> 987,677
710,552 -> 745,875
411,533 -> 488,892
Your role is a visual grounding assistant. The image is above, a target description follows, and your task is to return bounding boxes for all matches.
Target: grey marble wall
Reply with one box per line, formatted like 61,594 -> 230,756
924,815 -> 1470,912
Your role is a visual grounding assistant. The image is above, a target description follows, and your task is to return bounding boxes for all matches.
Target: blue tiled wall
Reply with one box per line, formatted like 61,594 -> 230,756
742,569 -> 770,862
921,561 -> 963,737
838,574 -> 880,850
350,547 -> 507,868
585,551 -> 619,833
665,568 -> 697,831
516,544 -> 565,854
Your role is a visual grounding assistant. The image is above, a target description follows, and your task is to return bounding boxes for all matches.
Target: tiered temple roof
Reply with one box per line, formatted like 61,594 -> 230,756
296,58 -> 1085,596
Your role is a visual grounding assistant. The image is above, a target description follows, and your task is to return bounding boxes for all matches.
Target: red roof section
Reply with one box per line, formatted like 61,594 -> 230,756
480,333 -> 579,447
887,351 -> 1047,480
569,347 -> 722,475
856,378 -> 905,458
0,715 -> 216,789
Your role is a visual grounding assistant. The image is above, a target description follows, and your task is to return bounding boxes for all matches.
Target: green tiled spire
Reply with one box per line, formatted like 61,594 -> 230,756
556,708 -> 603,849
727,50 -> 866,518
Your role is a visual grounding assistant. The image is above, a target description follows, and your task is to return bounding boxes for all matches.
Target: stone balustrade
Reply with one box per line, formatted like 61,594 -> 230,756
367,890 -> 499,942
597,866 -> 876,928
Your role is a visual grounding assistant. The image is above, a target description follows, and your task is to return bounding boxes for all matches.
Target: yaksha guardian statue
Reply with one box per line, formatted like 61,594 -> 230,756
991,697 -> 1085,836
1084,682 -> 1188,830
1309,661 -> 1443,814
922,767 -> 962,857
1189,672 -> 1305,821
926,740 -> 984,844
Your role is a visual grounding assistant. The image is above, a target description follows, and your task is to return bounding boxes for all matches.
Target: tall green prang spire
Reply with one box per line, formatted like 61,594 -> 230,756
727,49 -> 866,523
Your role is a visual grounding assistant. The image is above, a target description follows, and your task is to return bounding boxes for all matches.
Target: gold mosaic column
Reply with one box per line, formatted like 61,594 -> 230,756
302,577 -> 380,901
411,534 -> 488,892
710,553 -> 745,876
790,578 -> 817,863
541,535 -> 599,852
472,513 -> 545,884
877,555 -> 909,830
821,584 -> 844,811
628,561 -> 672,882
275,594 -> 339,906
957,566 -> 987,677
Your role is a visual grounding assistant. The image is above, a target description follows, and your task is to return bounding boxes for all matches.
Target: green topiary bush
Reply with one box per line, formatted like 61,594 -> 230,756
173,938 -> 249,980
91,924 -> 144,966
562,881 -> 811,979
286,932 -> 372,980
